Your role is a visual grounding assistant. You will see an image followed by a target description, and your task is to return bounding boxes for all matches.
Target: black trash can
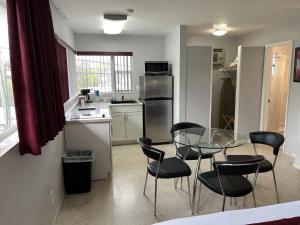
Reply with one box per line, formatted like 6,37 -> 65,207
62,150 -> 95,194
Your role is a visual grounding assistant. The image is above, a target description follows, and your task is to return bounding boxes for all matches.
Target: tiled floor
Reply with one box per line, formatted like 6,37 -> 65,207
56,143 -> 300,225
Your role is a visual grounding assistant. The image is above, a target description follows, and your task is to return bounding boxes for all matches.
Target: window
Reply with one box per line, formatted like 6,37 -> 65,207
76,52 -> 132,93
0,5 -> 17,141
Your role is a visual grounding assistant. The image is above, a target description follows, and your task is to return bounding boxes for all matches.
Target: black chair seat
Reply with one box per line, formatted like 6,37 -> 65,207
227,155 -> 273,173
198,171 -> 253,197
148,157 -> 192,179
177,146 -> 213,160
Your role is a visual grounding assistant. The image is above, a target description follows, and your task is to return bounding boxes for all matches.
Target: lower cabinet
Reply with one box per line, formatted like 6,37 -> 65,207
111,113 -> 126,141
111,105 -> 143,144
125,112 -> 143,140
65,121 -> 112,180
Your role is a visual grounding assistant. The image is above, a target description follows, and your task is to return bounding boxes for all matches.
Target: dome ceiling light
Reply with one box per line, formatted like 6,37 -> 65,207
103,14 -> 127,34
212,24 -> 228,36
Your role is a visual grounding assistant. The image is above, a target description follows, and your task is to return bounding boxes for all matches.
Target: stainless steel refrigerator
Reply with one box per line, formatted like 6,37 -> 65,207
139,75 -> 173,144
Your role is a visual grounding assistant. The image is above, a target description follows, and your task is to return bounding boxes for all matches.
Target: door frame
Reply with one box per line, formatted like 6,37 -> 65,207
259,40 -> 293,150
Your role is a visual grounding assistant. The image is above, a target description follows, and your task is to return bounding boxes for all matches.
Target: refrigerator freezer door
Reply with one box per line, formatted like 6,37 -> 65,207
144,99 -> 173,143
140,76 -> 173,99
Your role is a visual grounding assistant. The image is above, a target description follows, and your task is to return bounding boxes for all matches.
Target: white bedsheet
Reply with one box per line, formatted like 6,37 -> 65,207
154,201 -> 300,225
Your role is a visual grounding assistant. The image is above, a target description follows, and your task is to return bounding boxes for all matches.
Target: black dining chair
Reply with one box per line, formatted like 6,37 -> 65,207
137,137 -> 192,216
225,131 -> 285,203
197,155 -> 265,212
170,122 -> 213,168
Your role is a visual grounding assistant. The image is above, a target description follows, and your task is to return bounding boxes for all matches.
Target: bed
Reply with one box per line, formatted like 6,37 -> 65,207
153,201 -> 300,225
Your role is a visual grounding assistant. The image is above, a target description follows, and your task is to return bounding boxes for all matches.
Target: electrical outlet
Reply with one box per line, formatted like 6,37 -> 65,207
50,189 -> 55,205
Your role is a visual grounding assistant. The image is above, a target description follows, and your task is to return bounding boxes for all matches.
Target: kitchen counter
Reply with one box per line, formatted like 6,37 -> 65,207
66,100 -> 143,124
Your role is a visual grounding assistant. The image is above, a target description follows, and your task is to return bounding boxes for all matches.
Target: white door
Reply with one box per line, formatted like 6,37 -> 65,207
263,43 -> 292,133
125,112 -> 143,141
186,46 -> 212,127
235,46 -> 265,135
111,113 -> 126,141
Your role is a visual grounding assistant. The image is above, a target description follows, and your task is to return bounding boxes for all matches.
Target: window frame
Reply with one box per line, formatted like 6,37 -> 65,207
76,51 -> 133,94
0,3 -> 17,143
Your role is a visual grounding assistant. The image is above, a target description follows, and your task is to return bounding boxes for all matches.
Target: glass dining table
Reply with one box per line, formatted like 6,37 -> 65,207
173,127 -> 249,214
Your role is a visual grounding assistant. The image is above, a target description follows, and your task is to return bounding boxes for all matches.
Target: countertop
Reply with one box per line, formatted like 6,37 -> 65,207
66,100 -> 143,124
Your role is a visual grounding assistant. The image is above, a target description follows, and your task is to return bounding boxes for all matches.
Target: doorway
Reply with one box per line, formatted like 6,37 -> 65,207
261,41 -> 293,135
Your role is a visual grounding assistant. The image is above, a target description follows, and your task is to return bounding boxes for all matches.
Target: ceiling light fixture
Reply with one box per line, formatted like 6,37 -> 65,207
212,24 -> 228,36
103,14 -> 127,34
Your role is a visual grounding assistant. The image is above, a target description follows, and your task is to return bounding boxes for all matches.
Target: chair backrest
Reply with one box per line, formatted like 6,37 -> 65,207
137,137 -> 165,162
214,155 -> 265,176
250,131 -> 285,156
170,122 -> 204,137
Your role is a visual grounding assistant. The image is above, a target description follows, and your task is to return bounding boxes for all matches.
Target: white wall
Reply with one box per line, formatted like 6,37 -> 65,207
187,35 -> 238,66
0,133 -> 64,225
164,25 -> 187,123
66,49 -> 77,98
50,3 -> 78,99
74,33 -> 165,99
237,25 -> 300,168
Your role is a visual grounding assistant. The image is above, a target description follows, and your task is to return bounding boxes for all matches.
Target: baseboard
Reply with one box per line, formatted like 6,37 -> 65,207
283,151 -> 300,170
293,162 -> 300,170
112,140 -> 137,146
52,194 -> 64,225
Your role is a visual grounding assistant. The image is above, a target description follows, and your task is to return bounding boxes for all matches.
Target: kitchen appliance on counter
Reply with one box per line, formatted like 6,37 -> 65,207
139,75 -> 173,144
80,89 -> 93,103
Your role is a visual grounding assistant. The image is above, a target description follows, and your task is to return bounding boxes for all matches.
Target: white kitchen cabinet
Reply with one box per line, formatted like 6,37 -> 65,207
65,121 -> 112,180
125,112 -> 143,140
111,104 -> 143,144
111,113 -> 126,141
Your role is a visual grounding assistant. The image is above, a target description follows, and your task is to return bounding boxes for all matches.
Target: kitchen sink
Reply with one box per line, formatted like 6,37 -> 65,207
78,107 -> 96,111
110,100 -> 137,104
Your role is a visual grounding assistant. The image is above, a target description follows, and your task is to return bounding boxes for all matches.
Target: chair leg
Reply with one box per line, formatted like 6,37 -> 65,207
272,169 -> 280,203
181,177 -> 183,190
174,178 -> 177,189
154,177 -> 158,216
143,171 -> 148,195
192,157 -> 202,214
197,182 -> 202,213
244,174 -> 248,207
210,158 -> 213,171
187,177 -> 191,208
222,196 -> 226,211
252,191 -> 257,207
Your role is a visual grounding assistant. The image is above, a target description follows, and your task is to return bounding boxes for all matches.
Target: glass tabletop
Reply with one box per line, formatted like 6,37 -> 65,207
173,127 -> 248,151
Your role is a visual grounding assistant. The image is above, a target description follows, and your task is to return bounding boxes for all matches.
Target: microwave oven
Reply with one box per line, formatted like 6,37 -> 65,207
213,48 -> 224,65
145,61 -> 169,75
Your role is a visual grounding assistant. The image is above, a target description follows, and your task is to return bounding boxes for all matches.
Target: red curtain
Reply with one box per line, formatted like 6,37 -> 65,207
56,41 -> 69,102
6,0 -> 65,155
